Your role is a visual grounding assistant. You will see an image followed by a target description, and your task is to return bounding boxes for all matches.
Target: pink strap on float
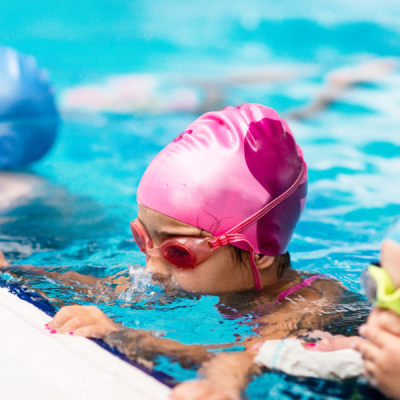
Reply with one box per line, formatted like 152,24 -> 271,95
276,275 -> 321,303
209,163 -> 306,290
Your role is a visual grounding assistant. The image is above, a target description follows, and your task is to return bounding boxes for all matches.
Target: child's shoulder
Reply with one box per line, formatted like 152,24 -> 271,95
290,272 -> 345,303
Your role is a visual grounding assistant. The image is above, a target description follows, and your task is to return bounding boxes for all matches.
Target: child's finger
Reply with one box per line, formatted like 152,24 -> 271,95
364,360 -> 379,387
309,335 -> 363,352
360,324 -> 392,348
376,309 -> 400,335
54,315 -> 93,334
356,340 -> 381,362
50,305 -> 85,328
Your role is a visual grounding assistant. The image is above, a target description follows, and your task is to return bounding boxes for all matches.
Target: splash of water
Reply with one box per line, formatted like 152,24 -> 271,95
118,264 -> 187,303
118,264 -> 169,302
118,265 -> 152,301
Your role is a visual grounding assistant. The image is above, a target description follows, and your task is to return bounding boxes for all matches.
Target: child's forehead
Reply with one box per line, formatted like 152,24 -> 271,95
138,204 -> 209,237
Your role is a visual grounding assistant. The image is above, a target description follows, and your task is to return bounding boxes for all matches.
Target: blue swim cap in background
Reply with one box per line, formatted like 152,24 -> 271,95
0,46 -> 59,169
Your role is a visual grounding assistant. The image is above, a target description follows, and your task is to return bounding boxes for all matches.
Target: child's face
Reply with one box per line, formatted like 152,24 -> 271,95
137,205 -> 255,294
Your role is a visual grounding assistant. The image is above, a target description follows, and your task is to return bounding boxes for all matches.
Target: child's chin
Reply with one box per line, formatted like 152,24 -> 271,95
159,276 -> 182,293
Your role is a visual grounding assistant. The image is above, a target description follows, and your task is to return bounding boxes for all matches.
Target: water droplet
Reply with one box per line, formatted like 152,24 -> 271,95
182,184 -> 186,189
163,184 -> 168,190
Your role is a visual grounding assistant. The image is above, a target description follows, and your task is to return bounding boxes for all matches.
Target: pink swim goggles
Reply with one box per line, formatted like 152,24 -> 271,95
131,163 -> 305,290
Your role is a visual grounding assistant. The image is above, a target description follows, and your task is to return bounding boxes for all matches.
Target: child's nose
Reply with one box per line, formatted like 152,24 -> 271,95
145,255 -> 171,284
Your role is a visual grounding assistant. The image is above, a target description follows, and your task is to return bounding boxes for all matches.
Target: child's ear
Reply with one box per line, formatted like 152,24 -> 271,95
254,254 -> 275,270
381,240 -> 400,289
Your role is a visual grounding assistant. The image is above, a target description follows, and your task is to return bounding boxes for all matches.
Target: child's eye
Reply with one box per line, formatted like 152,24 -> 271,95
164,244 -> 195,268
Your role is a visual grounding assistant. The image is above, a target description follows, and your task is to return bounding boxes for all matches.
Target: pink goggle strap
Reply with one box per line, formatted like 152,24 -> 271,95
209,163 -> 305,290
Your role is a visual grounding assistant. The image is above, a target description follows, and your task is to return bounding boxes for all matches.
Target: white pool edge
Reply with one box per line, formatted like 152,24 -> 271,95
0,288 -> 171,400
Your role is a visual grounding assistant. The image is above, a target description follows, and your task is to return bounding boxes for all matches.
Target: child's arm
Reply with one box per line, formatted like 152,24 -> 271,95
0,250 -> 98,285
170,350 -> 259,400
0,250 -> 130,299
49,305 -> 258,399
47,305 -> 223,368
246,277 -> 346,343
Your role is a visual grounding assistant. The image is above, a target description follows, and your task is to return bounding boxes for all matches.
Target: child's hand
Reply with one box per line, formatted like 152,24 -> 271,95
170,380 -> 239,400
46,305 -> 119,338
356,308 -> 400,399
302,330 -> 363,352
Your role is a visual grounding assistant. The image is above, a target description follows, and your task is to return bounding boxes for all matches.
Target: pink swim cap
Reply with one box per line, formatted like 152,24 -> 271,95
137,104 -> 307,289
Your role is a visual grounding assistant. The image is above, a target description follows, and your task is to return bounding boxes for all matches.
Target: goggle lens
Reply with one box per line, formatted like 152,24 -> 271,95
131,225 -> 145,252
131,219 -> 204,269
163,244 -> 196,269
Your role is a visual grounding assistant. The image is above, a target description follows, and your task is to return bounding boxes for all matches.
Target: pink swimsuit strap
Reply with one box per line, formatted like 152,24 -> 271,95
276,275 -> 322,304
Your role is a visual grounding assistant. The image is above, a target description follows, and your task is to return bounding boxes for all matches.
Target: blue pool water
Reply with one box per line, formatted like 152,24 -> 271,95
1,0 -> 400,398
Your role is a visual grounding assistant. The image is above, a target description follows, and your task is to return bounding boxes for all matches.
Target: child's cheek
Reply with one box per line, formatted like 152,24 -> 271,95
172,268 -> 211,293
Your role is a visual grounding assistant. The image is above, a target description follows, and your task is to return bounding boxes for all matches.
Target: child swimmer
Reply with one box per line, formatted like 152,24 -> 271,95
0,104 -> 353,400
